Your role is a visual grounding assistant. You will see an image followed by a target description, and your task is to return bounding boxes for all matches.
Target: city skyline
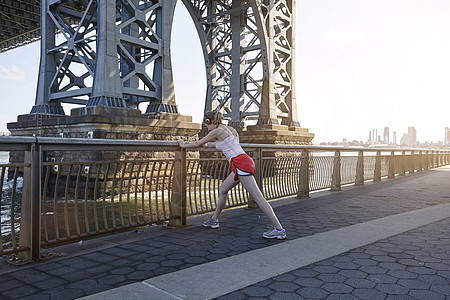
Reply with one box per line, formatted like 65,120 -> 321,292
336,125 -> 449,146
1,0 -> 450,144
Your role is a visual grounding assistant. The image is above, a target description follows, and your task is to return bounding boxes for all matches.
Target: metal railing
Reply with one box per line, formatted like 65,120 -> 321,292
0,136 -> 449,260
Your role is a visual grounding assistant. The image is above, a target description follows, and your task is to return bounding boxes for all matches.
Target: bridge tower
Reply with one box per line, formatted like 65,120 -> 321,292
9,0 -> 199,141
181,0 -> 313,143
9,0 -> 313,144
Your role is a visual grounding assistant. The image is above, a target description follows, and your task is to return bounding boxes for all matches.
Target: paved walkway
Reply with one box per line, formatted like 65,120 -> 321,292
0,166 -> 449,299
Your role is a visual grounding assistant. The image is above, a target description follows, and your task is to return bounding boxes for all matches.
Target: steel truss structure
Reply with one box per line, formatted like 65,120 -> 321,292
0,0 -> 41,53
27,0 -> 300,128
33,0 -> 177,114
183,0 -> 299,128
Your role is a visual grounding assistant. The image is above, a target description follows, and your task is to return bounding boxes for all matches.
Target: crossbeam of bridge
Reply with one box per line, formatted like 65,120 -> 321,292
0,0 -> 40,52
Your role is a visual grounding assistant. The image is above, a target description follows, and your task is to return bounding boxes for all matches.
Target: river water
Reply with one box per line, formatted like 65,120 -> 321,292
0,152 -> 8,164
1,152 -> 22,241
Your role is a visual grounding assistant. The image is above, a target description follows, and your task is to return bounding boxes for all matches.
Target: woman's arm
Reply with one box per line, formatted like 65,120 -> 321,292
178,129 -> 220,148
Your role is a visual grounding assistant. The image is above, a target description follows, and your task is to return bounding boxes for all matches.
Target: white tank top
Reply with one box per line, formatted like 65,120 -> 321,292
215,126 -> 245,162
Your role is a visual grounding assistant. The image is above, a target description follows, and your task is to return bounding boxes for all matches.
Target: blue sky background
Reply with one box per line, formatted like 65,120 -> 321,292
1,0 -> 449,143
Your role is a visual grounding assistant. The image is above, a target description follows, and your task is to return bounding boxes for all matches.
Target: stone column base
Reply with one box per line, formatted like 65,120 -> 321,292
7,106 -> 201,141
240,124 -> 314,145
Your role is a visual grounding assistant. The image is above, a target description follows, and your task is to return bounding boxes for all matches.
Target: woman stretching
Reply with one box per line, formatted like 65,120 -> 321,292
178,111 -> 286,239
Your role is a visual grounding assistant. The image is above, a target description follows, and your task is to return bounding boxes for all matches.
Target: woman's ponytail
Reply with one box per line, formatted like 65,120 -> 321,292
212,110 -> 224,127
204,110 -> 224,127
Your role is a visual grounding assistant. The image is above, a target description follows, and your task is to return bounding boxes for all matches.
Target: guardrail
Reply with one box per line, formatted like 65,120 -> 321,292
0,136 -> 449,261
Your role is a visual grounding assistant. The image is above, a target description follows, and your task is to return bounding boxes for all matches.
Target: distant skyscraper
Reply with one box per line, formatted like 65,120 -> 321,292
383,127 -> 389,144
400,133 -> 409,146
445,127 -> 450,146
369,129 -> 376,143
393,131 -> 397,145
408,126 -> 417,146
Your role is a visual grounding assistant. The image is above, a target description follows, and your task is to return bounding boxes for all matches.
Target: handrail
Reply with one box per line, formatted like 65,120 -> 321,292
1,136 -> 448,152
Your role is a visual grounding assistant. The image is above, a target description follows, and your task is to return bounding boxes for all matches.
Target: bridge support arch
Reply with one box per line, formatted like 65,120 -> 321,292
11,0 -> 313,144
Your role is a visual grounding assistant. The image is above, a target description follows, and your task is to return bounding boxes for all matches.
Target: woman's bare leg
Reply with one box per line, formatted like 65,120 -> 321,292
239,175 -> 283,229
211,172 -> 239,220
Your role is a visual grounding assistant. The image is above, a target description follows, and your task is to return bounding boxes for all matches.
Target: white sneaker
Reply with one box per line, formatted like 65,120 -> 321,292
263,227 -> 286,239
203,217 -> 219,229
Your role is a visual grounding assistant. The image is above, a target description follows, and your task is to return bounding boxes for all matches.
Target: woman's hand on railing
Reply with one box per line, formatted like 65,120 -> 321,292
178,139 -> 209,149
177,139 -> 186,148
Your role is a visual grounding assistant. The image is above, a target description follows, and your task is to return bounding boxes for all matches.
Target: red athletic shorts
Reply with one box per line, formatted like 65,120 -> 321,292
230,153 -> 255,181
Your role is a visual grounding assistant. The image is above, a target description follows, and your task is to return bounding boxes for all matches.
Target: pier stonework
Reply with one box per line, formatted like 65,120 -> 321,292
8,108 -> 200,142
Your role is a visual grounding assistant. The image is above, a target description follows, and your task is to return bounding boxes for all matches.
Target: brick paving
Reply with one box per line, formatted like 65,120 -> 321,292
218,217 -> 450,300
0,166 -> 449,299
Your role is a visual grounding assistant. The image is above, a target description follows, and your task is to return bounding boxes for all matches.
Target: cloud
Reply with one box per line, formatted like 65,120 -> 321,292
0,64 -> 26,81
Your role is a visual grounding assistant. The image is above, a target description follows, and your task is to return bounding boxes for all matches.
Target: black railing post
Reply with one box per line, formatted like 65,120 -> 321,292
424,151 -> 427,170
409,151 -> 415,174
388,151 -> 395,178
374,150 -> 381,182
19,144 -> 32,261
355,150 -> 364,185
31,143 -> 41,260
169,148 -> 187,227
430,151 -> 435,168
435,151 -> 438,167
421,150 -> 425,171
19,142 -> 41,260
400,150 -> 406,175
331,150 -> 341,191
434,151 -> 438,167
418,151 -> 423,172
297,149 -> 309,198
436,151 -> 439,167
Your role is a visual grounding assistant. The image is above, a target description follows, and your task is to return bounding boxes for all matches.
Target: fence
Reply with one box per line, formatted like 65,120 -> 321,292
1,136 -> 449,260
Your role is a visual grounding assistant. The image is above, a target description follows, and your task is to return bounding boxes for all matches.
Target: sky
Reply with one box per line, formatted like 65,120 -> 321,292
0,0 -> 450,144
